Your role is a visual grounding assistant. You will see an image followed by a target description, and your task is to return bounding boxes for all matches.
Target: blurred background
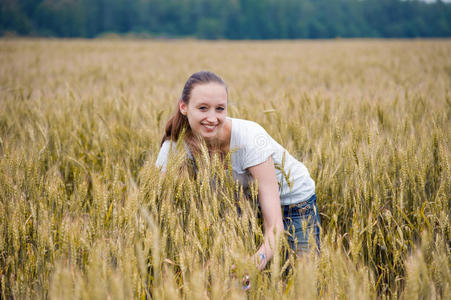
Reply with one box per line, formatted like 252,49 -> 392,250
1,0 -> 451,39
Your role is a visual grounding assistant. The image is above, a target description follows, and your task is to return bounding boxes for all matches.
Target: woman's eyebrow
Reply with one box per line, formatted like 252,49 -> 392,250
197,102 -> 226,106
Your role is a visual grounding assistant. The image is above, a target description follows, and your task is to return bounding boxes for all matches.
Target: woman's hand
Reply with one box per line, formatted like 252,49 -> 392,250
248,156 -> 284,271
252,243 -> 274,271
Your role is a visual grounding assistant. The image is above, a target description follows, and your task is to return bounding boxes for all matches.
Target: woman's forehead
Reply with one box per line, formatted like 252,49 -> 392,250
190,83 -> 228,104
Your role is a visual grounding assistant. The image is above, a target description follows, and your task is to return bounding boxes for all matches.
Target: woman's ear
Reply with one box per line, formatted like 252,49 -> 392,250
179,99 -> 187,116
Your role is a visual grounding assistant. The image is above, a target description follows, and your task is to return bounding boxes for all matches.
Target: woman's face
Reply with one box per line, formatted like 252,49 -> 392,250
179,82 -> 228,142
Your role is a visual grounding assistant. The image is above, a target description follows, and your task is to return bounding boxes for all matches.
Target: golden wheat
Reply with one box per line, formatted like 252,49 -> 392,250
0,38 -> 450,299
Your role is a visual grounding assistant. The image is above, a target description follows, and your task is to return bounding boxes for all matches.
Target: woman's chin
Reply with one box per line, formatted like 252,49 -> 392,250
201,133 -> 217,141
199,126 -> 220,139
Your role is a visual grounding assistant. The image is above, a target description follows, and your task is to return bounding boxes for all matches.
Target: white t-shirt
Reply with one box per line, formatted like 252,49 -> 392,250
155,117 -> 315,205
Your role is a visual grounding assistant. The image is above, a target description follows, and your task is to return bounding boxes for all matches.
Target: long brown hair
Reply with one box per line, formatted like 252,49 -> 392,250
161,71 -> 228,159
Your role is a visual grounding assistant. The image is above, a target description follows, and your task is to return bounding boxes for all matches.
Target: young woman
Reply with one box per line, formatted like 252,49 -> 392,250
156,71 -> 320,270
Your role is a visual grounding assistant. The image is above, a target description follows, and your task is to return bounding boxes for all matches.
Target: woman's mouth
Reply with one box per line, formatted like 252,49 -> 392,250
201,123 -> 217,131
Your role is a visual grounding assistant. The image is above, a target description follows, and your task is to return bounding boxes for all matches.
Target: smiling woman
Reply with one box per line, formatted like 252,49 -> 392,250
159,71 -> 229,159
179,82 -> 229,147
156,71 -> 320,270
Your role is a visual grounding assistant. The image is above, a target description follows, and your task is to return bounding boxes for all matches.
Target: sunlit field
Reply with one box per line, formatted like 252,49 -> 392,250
0,39 -> 450,299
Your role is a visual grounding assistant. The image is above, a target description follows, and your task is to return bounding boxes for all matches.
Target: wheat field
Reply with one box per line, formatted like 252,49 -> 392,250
0,39 -> 450,299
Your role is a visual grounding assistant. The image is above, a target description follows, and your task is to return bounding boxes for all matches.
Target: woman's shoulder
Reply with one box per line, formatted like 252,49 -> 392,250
158,139 -> 192,157
230,118 -> 273,153
229,118 -> 276,169
161,139 -> 173,146
230,117 -> 267,135
156,139 -> 194,170
160,139 -> 178,151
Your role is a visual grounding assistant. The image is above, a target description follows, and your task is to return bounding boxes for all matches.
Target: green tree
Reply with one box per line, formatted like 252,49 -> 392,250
1,0 -> 450,38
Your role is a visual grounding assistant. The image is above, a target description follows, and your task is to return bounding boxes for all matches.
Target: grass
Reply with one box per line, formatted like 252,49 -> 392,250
0,38 -> 450,299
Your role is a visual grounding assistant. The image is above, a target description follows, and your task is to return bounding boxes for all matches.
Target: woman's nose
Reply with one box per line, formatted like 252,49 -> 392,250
206,111 -> 217,122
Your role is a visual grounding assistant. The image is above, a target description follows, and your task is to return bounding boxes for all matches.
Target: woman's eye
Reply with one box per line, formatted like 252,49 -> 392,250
199,106 -> 207,111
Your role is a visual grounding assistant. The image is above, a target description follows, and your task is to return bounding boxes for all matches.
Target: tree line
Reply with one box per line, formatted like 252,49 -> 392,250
1,0 -> 451,39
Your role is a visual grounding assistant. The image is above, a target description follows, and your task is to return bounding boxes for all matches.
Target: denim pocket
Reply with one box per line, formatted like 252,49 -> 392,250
283,195 -> 320,255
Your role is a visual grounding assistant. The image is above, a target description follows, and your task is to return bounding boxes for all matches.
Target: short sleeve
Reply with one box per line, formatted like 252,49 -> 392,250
155,140 -> 174,171
242,122 -> 276,169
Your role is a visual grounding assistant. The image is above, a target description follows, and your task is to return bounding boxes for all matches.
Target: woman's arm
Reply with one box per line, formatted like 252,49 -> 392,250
248,156 -> 284,270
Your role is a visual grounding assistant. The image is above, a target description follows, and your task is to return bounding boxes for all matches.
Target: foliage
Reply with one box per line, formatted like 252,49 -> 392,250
1,0 -> 451,38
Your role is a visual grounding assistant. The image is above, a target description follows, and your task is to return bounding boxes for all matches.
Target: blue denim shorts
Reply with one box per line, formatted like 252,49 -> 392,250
282,194 -> 321,255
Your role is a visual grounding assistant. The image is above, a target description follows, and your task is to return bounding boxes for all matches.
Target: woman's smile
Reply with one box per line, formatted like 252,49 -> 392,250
201,122 -> 218,131
179,82 -> 228,142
